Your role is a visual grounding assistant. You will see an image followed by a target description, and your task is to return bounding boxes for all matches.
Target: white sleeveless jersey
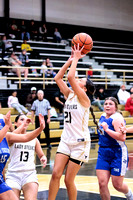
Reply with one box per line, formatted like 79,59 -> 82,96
61,93 -> 90,145
7,139 -> 36,172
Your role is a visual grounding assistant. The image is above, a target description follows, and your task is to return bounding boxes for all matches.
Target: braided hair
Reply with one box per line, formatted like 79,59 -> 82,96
85,78 -> 103,133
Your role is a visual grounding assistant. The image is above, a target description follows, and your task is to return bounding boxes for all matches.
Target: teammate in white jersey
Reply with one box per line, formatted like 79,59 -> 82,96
6,114 -> 47,200
48,44 -> 95,200
0,111 -> 45,200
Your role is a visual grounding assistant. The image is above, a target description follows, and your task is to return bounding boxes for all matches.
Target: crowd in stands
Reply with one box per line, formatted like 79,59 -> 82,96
3,19 -> 62,43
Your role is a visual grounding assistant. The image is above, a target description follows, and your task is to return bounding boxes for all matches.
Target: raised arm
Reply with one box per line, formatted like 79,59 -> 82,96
67,44 -> 90,107
54,56 -> 73,98
6,114 -> 45,143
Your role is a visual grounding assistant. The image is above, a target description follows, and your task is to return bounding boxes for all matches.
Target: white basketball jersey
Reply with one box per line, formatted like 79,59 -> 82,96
7,139 -> 36,172
61,93 -> 90,145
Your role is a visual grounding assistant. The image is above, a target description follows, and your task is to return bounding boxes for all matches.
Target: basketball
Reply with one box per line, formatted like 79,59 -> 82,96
71,32 -> 93,55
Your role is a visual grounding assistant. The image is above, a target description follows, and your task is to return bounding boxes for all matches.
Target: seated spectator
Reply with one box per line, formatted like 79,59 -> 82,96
89,94 -> 104,111
20,20 -> 30,40
9,19 -> 19,39
8,51 -> 28,80
125,92 -> 133,116
19,49 -> 30,68
96,87 -> 107,101
29,20 -> 38,40
40,60 -> 47,75
8,91 -> 30,115
21,39 -> 40,60
54,28 -> 62,43
45,58 -> 56,78
1,35 -> 15,59
54,90 -> 66,114
117,85 -> 130,105
87,66 -> 93,78
38,23 -> 47,41
25,87 -> 37,111
21,39 -> 33,51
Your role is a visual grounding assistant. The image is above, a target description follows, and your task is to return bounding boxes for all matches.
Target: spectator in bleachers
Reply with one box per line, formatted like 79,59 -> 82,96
7,91 -> 30,115
1,35 -> 15,59
53,28 -> 62,43
21,39 -> 33,51
45,57 -> 56,78
89,93 -> 104,111
54,90 -> 66,115
20,20 -> 30,40
38,23 -> 47,41
19,49 -> 30,68
19,49 -> 38,76
8,51 -> 28,80
87,65 -> 93,78
31,90 -> 51,149
117,85 -> 130,105
25,87 -> 37,111
125,92 -> 133,116
40,60 -> 47,75
21,39 -> 40,60
29,20 -> 38,40
96,87 -> 107,101
9,19 -> 19,39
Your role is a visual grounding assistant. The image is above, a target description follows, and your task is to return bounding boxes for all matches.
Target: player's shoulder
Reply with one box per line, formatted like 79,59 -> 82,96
111,112 -> 123,120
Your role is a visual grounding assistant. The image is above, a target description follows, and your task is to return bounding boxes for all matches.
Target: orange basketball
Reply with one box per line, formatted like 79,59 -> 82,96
71,32 -> 93,54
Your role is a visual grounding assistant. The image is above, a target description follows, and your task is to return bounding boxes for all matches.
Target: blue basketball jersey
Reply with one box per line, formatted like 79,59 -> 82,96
96,112 -> 128,176
0,114 -> 11,193
97,112 -> 125,147
0,114 -> 10,181
0,138 -> 10,176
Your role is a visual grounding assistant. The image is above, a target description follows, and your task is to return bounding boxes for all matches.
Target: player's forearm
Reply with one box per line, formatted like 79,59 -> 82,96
24,127 -> 43,142
54,59 -> 72,81
126,126 -> 133,133
105,128 -> 126,142
68,58 -> 78,80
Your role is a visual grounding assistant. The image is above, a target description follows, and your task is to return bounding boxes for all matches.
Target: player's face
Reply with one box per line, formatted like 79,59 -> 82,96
77,78 -> 87,88
16,115 -> 27,127
104,100 -> 116,116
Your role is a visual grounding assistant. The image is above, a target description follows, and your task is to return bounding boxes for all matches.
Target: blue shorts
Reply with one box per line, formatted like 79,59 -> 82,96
0,181 -> 12,194
96,146 -> 128,176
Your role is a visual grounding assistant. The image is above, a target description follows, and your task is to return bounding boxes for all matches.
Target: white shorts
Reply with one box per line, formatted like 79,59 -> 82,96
6,170 -> 38,190
57,140 -> 90,163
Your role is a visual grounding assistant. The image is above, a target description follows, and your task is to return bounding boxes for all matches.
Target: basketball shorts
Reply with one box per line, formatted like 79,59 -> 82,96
0,181 -> 12,194
6,170 -> 38,190
57,140 -> 90,163
96,146 -> 128,176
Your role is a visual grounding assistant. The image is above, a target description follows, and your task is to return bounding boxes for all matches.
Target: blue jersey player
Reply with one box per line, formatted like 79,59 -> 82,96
96,97 -> 133,200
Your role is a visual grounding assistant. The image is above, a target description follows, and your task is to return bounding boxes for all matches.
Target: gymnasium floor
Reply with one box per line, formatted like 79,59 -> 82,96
21,139 -> 133,200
